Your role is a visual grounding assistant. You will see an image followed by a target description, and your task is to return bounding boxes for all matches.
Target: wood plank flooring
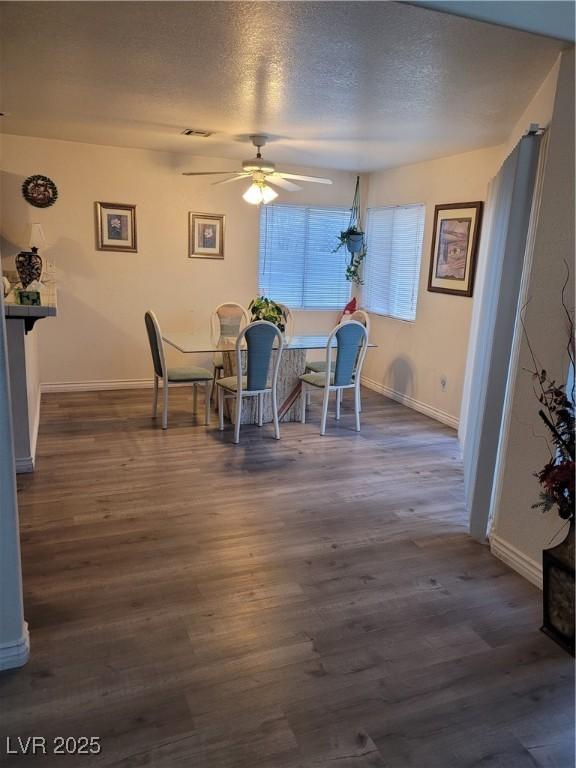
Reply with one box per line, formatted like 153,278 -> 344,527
1,387 -> 573,767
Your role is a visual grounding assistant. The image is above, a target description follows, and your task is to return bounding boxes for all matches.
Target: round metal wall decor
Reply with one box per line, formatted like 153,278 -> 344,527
22,174 -> 59,208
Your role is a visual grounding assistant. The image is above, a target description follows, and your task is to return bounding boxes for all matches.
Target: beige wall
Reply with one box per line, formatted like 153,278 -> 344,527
359,56 -> 561,429
360,145 -> 502,426
0,136 -> 357,384
490,48 -> 575,578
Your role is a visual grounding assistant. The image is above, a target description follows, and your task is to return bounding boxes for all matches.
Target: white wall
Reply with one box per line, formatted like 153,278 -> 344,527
459,57 -> 561,448
0,55 -> 561,411
360,56 -> 561,430
360,145 -> 502,427
0,135 -> 358,386
500,57 -> 560,160
5,321 -> 41,472
490,48 -> 575,584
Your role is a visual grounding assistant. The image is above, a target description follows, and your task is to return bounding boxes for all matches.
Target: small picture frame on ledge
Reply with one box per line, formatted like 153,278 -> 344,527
189,213 -> 225,259
428,201 -> 483,297
17,289 -> 41,306
95,202 -> 137,252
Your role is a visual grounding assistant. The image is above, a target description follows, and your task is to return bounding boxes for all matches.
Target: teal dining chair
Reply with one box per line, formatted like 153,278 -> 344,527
217,320 -> 284,444
305,309 -> 370,412
144,310 -> 213,429
305,309 -> 370,374
299,319 -> 368,435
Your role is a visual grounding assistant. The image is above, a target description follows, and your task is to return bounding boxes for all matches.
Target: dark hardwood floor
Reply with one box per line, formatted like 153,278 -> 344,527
1,387 -> 573,767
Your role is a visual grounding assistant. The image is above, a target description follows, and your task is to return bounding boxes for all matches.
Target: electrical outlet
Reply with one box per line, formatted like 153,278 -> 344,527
440,375 -> 447,391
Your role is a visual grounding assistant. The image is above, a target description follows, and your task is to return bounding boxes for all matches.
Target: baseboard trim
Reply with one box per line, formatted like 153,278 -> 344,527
41,379 -> 154,393
361,376 -> 459,429
15,456 -> 34,473
0,623 -> 30,671
29,386 -> 41,463
490,533 -> 542,589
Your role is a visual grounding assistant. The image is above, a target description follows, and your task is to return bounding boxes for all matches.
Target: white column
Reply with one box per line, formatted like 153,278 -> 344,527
0,289 -> 29,670
6,320 -> 32,470
461,134 -> 542,542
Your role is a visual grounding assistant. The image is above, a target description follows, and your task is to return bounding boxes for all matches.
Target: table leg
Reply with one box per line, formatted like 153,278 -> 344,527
222,348 -> 306,424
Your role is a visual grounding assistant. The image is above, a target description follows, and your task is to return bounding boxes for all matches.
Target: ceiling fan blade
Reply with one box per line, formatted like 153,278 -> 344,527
267,176 -> 302,192
276,172 -> 332,185
182,170 -> 242,176
212,174 -> 252,186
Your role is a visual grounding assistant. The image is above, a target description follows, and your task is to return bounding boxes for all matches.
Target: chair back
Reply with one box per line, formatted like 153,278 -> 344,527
277,304 -> 295,338
325,320 -> 368,387
144,310 -> 166,379
211,302 -> 250,344
349,309 -> 370,337
236,321 -> 284,393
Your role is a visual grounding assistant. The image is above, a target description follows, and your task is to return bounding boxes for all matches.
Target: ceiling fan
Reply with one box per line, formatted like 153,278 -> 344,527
182,135 -> 332,204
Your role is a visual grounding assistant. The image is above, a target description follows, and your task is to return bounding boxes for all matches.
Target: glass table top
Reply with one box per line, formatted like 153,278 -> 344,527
162,332 -> 376,354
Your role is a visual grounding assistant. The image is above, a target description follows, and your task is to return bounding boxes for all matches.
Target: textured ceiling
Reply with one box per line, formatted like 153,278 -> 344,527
0,1 -> 563,171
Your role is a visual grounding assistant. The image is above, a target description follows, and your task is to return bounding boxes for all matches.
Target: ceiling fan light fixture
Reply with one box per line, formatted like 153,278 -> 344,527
242,159 -> 276,174
243,181 -> 278,205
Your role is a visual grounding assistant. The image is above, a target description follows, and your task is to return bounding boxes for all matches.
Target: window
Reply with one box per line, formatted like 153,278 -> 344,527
259,204 -> 351,309
362,204 -> 425,321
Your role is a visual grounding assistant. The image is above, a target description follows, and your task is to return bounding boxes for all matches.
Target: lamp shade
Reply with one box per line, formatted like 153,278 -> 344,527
242,182 -> 278,205
29,222 -> 47,250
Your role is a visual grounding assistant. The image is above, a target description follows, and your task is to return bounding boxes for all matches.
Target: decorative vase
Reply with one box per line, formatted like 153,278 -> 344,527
542,517 -> 575,656
15,247 -> 43,288
346,232 -> 364,254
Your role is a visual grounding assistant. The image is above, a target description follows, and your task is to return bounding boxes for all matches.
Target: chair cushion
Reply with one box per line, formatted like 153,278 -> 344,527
217,375 -> 272,392
306,360 -> 327,373
217,375 -> 247,392
167,365 -> 212,382
213,351 -> 224,367
299,372 -> 334,388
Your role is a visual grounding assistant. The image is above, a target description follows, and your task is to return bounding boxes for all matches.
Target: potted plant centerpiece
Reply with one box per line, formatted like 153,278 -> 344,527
248,296 -> 287,333
334,176 -> 366,286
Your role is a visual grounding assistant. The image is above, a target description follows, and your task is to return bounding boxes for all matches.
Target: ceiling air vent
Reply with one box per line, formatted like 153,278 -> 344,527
181,128 -> 212,137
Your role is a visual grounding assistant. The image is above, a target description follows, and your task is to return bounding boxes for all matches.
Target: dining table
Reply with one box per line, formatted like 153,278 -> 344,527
162,330 -> 375,425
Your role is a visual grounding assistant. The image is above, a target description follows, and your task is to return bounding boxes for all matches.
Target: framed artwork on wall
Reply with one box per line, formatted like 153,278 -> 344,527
95,202 -> 137,252
189,213 -> 225,259
22,174 -> 59,208
428,201 -> 483,297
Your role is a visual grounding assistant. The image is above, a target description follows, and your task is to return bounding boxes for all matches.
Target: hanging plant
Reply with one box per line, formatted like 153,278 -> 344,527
333,175 -> 366,285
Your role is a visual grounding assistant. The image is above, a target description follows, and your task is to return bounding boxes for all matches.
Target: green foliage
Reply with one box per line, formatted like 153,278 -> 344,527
345,250 -> 366,286
248,296 -> 286,332
333,227 -> 364,252
333,228 -> 367,285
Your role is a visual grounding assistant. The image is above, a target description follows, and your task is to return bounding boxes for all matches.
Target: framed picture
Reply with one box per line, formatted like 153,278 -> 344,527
428,201 -> 483,297
189,213 -> 225,259
95,202 -> 137,252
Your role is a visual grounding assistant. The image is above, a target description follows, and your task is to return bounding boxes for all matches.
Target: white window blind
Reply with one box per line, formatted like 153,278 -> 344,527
362,204 -> 425,321
259,205 -> 351,309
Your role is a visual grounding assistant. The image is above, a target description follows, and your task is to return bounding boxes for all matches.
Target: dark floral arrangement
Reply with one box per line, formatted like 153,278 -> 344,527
531,369 -> 574,520
528,270 -> 574,522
